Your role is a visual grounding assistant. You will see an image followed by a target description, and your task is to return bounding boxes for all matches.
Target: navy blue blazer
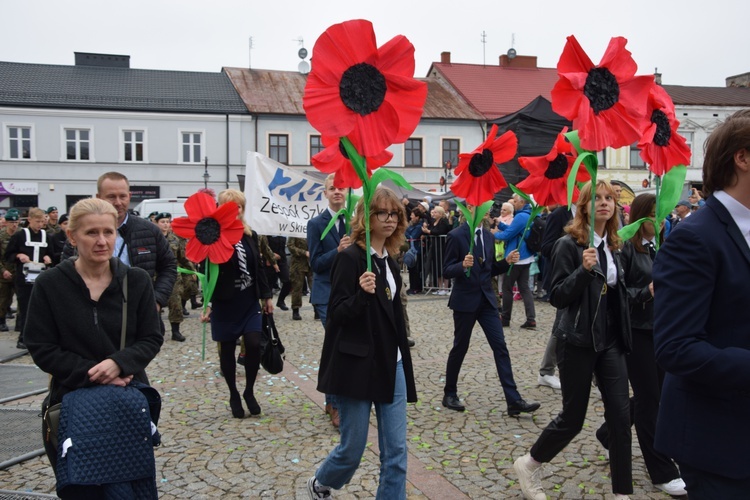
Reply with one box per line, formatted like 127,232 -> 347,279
307,209 -> 343,306
443,223 -> 510,313
653,195 -> 750,479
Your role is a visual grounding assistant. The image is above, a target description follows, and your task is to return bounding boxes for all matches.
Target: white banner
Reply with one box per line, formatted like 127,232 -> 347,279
244,152 -> 330,237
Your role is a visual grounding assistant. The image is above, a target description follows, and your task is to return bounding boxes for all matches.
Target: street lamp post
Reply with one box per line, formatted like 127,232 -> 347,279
203,157 -> 210,189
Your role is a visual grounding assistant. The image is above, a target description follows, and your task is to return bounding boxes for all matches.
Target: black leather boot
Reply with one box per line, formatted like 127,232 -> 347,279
292,308 -> 301,321
171,322 -> 185,342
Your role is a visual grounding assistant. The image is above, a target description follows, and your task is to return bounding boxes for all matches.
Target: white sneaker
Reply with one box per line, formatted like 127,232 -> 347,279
438,290 -> 448,296
307,476 -> 332,499
655,478 -> 687,496
538,374 -> 561,390
613,495 -> 630,499
513,454 -> 546,500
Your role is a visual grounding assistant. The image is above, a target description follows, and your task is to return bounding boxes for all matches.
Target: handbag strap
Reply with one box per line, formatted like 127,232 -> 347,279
120,272 -> 128,350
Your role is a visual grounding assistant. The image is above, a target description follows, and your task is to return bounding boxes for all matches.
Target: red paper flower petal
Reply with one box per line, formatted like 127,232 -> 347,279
552,35 -> 653,152
183,192 -> 218,222
185,237 -> 209,263
304,19 -> 427,160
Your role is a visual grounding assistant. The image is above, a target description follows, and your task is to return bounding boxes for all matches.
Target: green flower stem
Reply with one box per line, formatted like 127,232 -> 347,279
341,137 -> 373,271
654,175 -> 661,250
508,204 -> 544,275
178,259 -> 219,360
563,130 -> 599,248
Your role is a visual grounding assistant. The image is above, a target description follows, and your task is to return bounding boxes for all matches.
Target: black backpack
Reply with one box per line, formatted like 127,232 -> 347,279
524,216 -> 546,254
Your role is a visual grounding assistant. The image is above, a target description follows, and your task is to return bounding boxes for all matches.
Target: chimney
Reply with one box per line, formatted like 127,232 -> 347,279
441,51 -> 451,64
74,52 -> 130,68
499,54 -> 537,68
726,72 -> 750,88
654,68 -> 662,85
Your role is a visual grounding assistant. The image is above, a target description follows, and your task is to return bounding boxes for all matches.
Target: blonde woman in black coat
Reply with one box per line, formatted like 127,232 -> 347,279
307,187 -> 417,500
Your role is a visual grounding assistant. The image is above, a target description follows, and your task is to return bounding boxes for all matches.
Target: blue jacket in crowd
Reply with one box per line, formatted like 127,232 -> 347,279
494,203 -> 533,260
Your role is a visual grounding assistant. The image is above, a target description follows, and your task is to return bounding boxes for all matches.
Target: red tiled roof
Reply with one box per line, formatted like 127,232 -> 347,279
223,67 -> 483,121
662,85 -> 750,107
429,62 -> 560,120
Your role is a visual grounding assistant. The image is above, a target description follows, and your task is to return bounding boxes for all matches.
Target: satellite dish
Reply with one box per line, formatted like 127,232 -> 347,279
298,47 -> 308,60
507,48 -> 517,59
298,60 -> 310,75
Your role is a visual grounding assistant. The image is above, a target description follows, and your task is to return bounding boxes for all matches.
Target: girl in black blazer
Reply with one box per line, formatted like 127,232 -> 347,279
307,187 -> 417,500
200,189 -> 273,419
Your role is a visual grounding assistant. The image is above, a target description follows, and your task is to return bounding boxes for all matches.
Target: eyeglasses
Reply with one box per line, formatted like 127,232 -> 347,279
374,210 -> 399,222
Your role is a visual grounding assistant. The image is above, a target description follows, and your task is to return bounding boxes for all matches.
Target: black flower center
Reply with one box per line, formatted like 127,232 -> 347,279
584,67 -> 620,114
195,217 -> 221,245
468,149 -> 495,177
651,109 -> 672,147
545,154 -> 570,179
338,140 -> 350,159
339,63 -> 387,116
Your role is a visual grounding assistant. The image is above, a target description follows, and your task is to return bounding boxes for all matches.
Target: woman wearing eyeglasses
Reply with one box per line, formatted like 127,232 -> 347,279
306,186 -> 417,500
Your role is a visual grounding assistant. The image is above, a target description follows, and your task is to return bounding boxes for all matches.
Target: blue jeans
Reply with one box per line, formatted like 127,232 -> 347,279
316,361 -> 408,500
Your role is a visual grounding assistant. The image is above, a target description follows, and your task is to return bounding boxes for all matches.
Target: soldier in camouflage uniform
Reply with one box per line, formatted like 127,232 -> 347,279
45,206 -> 61,235
156,212 -> 194,342
287,236 -> 312,321
0,210 -> 20,332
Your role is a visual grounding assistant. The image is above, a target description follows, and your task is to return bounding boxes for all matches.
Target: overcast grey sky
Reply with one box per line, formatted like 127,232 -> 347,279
1,0 -> 745,87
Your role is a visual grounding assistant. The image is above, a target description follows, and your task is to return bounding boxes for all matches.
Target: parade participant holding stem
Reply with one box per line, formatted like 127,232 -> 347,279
307,187 -> 417,499
514,180 -> 633,500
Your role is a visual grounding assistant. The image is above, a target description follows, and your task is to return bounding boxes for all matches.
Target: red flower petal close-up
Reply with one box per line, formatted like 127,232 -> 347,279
638,84 -> 692,176
451,124 -> 517,206
517,127 -> 591,207
303,19 -> 428,157
312,130 -> 393,189
551,35 -> 654,151
172,192 -> 244,264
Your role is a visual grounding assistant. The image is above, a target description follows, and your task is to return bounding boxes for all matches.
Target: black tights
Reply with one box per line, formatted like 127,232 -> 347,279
219,332 -> 261,396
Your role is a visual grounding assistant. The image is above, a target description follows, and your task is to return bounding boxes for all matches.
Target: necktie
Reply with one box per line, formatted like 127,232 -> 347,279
337,215 -> 347,239
597,241 -> 608,294
474,228 -> 485,264
646,241 -> 656,260
373,255 -> 392,301
597,241 -> 607,275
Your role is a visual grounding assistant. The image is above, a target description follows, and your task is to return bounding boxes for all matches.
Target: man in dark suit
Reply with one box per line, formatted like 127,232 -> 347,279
653,109 -> 750,498
307,174 -> 351,428
441,209 -> 540,416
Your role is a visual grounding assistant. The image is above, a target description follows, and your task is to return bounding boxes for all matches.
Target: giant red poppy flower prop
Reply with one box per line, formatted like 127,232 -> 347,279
312,132 -> 393,189
303,19 -> 428,157
551,36 -> 653,151
638,84 -> 691,176
172,192 -> 244,264
451,124 -> 517,207
517,127 -> 591,207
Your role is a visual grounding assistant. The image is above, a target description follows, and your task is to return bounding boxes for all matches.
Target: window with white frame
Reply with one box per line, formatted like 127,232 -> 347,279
123,130 -> 145,162
8,126 -> 32,160
181,132 -> 202,163
405,138 -> 423,167
65,128 -> 91,161
309,135 -> 324,162
679,131 -> 694,167
442,138 -> 459,169
269,134 -> 289,165
629,142 -> 646,169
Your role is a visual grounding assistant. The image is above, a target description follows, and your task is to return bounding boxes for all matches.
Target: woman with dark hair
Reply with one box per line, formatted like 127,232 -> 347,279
200,189 -> 273,418
595,193 -> 686,496
514,180 -> 633,500
307,186 -> 417,500
421,205 -> 451,293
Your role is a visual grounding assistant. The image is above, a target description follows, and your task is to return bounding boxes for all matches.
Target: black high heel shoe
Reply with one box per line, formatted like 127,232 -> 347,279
243,390 -> 261,416
229,392 -> 244,418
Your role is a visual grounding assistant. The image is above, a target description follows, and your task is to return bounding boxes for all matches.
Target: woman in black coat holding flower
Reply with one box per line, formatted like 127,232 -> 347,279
307,187 -> 417,500
200,189 -> 274,418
